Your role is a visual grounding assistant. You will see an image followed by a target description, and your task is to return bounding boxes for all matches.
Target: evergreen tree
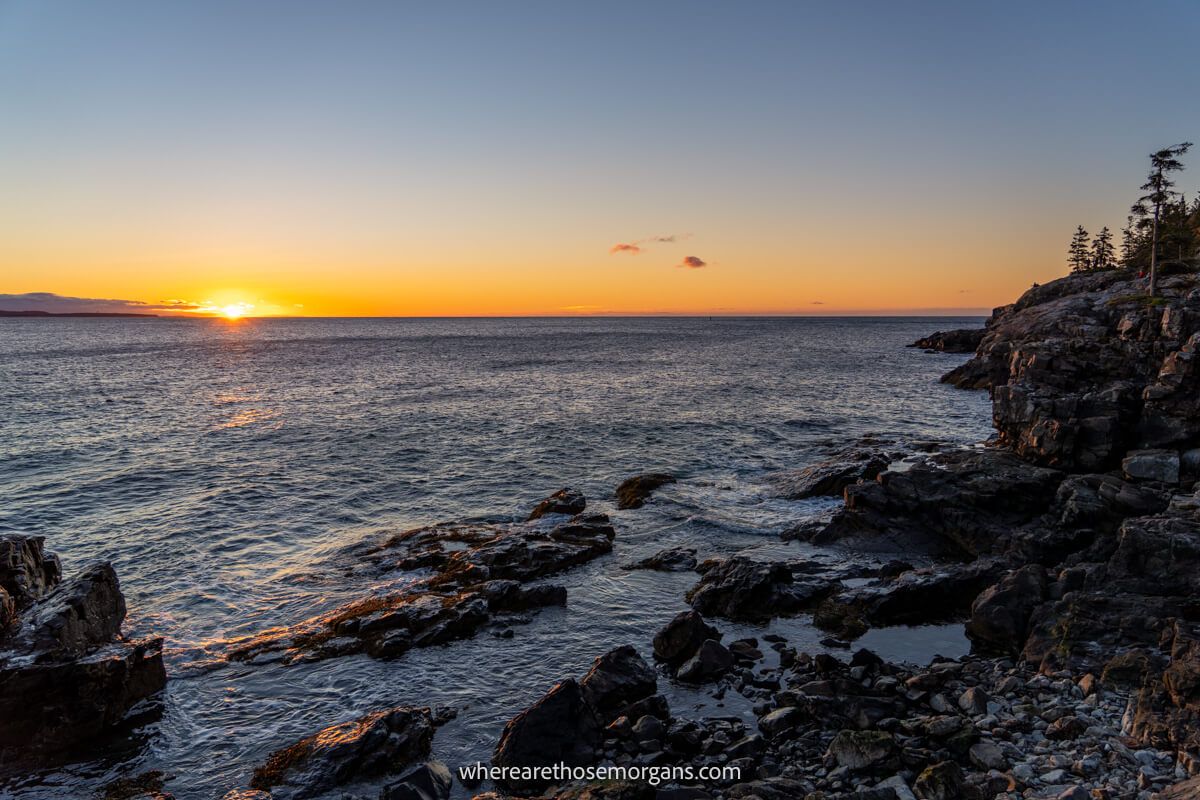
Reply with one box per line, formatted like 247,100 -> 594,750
1068,225 -> 1091,272
1090,226 -> 1115,271
1131,142 -> 1192,294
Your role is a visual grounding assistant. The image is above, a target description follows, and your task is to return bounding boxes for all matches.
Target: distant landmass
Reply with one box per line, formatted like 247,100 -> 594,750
0,309 -> 159,318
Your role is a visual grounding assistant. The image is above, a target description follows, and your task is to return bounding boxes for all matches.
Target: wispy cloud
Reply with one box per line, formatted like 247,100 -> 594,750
811,300 -> 825,305
0,292 -> 200,314
608,233 -> 689,255
678,256 -> 707,269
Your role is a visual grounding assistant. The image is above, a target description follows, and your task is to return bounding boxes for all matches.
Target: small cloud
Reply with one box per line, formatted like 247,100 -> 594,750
958,289 -> 970,294
678,256 -> 707,269
609,233 -> 690,255
811,301 -> 825,305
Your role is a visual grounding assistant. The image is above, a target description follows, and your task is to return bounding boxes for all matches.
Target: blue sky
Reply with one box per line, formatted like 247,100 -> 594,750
1,1 -> 1197,314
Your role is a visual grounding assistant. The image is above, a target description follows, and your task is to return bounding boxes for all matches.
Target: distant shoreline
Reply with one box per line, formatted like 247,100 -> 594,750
0,310 -> 159,318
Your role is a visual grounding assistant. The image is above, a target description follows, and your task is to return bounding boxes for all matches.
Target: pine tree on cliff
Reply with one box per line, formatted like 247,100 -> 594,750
1068,225 -> 1091,272
1131,142 -> 1192,295
1120,215 -> 1144,267
1090,226 -> 1116,271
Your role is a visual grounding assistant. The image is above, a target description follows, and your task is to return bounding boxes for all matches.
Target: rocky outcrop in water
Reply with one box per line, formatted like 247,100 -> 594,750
769,442 -> 896,500
246,705 -> 449,800
685,556 -> 837,623
614,473 -> 676,509
227,501 -> 614,665
907,327 -> 985,353
527,487 -> 587,520
0,535 -> 165,766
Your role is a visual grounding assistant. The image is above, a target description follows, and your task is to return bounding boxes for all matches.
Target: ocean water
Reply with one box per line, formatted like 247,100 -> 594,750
0,316 -> 991,799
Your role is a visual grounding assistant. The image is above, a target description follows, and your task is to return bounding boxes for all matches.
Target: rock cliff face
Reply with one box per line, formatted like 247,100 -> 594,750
804,267 -> 1200,766
944,269 -> 1200,471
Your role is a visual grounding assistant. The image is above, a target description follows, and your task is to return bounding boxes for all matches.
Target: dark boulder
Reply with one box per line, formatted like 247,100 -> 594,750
11,562 -> 126,658
579,645 -> 657,723
615,474 -> 676,509
0,539 -> 165,763
652,610 -> 721,666
493,679 -> 601,789
528,488 -> 587,520
675,639 -> 733,683
250,706 -> 435,799
0,637 -> 166,760
965,564 -> 1048,656
685,556 -> 835,622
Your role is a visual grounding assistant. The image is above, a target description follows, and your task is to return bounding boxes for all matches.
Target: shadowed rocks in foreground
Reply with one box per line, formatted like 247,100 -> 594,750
492,645 -> 661,791
226,497 -> 615,665
245,705 -> 452,800
0,535 -> 165,766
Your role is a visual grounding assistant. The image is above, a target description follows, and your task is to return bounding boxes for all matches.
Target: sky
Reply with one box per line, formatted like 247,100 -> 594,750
2,1 -> 1198,316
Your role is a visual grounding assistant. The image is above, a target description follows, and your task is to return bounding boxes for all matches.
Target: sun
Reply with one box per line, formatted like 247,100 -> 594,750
220,303 -> 251,320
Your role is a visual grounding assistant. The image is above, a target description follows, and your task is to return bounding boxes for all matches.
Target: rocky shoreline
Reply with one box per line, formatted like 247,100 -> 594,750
7,267 -> 1200,799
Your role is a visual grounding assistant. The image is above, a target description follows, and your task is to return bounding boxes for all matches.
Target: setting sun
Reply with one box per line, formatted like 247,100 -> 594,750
219,303 -> 251,319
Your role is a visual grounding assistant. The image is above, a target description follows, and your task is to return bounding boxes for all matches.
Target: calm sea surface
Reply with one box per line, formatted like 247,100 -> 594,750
0,316 -> 991,799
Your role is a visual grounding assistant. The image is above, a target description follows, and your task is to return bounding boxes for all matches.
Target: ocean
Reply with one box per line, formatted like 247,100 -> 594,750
0,316 -> 991,799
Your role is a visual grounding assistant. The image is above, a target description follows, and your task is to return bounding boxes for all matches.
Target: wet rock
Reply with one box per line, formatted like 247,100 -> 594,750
493,679 -> 600,789
686,556 -> 834,622
249,706 -> 435,799
229,512 -> 614,664
827,729 -> 895,770
101,770 -> 174,799
615,473 -> 676,509
0,534 -> 61,607
11,562 -> 126,658
965,564 -> 1047,656
623,547 -> 697,573
380,760 -> 453,800
770,447 -> 892,500
675,639 -> 733,683
528,487 -> 587,520
579,645 -> 657,723
652,611 -> 722,666
0,540 -> 165,763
